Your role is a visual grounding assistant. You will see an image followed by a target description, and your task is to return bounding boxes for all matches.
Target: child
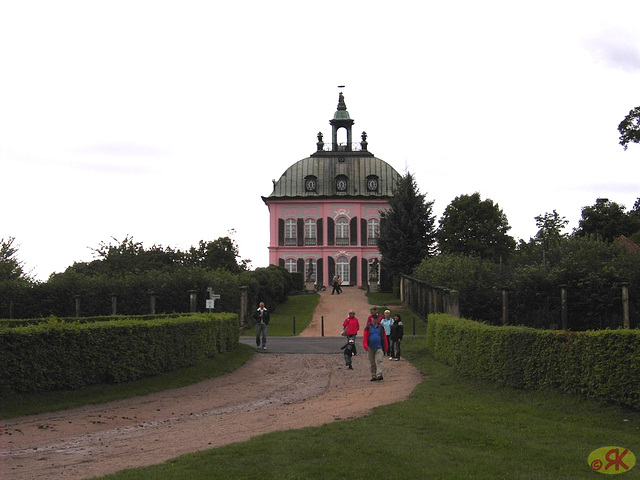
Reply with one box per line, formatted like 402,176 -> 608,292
341,338 -> 356,369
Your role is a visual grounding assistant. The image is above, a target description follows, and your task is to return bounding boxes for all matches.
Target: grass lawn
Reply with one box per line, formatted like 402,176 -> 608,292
94,336 -> 640,480
240,293 -> 320,337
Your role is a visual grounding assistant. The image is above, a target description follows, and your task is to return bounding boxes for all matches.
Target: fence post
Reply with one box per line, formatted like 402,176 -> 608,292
412,316 -> 415,335
188,290 -> 198,313
149,291 -> 157,315
111,294 -> 117,316
74,294 -> 82,318
621,282 -> 630,329
560,284 -> 568,330
321,316 -> 324,337
293,316 -> 296,335
501,287 -> 509,325
239,286 -> 248,328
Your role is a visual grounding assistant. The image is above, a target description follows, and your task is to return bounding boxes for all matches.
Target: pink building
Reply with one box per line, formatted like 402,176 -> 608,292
262,93 -> 401,289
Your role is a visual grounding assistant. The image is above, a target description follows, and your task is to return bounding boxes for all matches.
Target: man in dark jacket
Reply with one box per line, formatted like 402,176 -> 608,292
254,302 -> 270,350
390,313 -> 404,360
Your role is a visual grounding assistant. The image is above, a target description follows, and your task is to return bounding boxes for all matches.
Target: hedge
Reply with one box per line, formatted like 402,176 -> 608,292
426,314 -> 640,410
0,313 -> 238,396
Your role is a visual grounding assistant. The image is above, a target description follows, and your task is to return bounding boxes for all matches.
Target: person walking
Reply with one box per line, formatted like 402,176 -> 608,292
331,274 -> 342,295
341,338 -> 356,369
366,306 -> 379,324
342,309 -> 360,355
254,301 -> 270,350
362,313 -> 388,381
381,309 -> 393,358
390,313 -> 404,361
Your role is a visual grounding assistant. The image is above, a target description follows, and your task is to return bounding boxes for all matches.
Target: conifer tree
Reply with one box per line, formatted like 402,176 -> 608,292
377,172 -> 436,279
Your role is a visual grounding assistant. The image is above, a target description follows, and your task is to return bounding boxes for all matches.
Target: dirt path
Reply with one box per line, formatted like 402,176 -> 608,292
0,289 -> 422,480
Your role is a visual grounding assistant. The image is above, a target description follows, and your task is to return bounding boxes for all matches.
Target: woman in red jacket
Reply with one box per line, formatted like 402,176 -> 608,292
342,310 -> 360,355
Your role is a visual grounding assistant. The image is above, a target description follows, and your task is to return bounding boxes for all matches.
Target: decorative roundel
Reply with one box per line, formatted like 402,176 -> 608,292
336,179 -> 347,191
338,157 -> 345,163
367,178 -> 378,191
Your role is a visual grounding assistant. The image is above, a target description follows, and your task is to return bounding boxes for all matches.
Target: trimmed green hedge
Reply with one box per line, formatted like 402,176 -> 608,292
0,313 -> 238,396
426,314 -> 640,410
0,312 -> 194,328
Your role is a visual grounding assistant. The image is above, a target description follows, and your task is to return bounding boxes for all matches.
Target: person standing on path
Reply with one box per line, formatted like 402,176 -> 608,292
381,309 -> 393,358
362,313 -> 388,381
390,313 -> 404,360
342,309 -> 360,355
254,301 -> 270,350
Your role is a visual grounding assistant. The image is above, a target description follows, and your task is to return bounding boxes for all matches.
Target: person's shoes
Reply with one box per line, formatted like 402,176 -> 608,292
262,346 -> 267,350
377,375 -> 383,381
388,356 -> 393,360
348,365 -> 353,370
256,340 -> 260,347
370,377 -> 377,381
395,358 -> 400,361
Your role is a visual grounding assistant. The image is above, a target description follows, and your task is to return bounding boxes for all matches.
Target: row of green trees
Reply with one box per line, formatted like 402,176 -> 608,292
0,236 -> 300,319
378,173 -> 640,330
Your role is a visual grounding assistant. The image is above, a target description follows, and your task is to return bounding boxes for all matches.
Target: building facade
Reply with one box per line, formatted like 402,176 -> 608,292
262,93 -> 401,288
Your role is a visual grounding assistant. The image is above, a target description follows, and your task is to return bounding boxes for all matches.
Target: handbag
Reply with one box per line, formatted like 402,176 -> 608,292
341,318 -> 349,336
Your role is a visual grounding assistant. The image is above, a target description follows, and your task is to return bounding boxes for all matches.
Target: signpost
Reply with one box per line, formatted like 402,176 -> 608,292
206,287 -> 221,312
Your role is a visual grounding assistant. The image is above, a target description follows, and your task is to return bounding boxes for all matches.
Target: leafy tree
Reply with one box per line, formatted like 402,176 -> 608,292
185,236 -> 248,273
377,172 -> 436,279
437,192 -> 515,262
575,198 -> 634,242
413,253 -> 501,323
618,106 -> 640,150
629,198 -> 640,245
0,237 -> 31,282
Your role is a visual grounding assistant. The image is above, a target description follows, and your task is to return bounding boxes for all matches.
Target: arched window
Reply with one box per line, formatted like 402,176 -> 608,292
305,219 -> 317,246
284,258 -> 297,273
336,217 -> 349,245
367,218 -> 380,245
285,218 -> 297,246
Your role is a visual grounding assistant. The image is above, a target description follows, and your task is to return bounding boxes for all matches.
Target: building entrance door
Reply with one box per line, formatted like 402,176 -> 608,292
337,257 -> 349,286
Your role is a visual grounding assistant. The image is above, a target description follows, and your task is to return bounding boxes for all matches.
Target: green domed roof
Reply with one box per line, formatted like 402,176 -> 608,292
266,155 -> 401,199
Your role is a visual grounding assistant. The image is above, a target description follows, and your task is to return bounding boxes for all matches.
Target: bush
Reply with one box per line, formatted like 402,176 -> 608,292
426,314 -> 640,410
0,313 -> 238,396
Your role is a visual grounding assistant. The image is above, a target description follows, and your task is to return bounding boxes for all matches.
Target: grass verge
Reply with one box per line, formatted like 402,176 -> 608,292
93,337 -> 640,480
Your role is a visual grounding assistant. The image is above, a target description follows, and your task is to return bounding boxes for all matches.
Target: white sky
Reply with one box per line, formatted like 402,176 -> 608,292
2,1 -> 640,281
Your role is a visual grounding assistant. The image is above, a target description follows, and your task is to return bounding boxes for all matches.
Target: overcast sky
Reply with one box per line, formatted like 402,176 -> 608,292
2,1 -> 640,281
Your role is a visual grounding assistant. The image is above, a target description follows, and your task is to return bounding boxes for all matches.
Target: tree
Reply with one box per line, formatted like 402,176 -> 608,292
618,106 -> 640,150
377,172 -> 436,279
0,237 -> 31,281
575,198 -> 634,242
437,192 -> 516,261
629,198 -> 640,245
186,236 -> 248,273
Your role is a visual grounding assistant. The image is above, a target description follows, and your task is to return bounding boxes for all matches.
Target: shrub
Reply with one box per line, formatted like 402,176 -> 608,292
426,314 -> 640,410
